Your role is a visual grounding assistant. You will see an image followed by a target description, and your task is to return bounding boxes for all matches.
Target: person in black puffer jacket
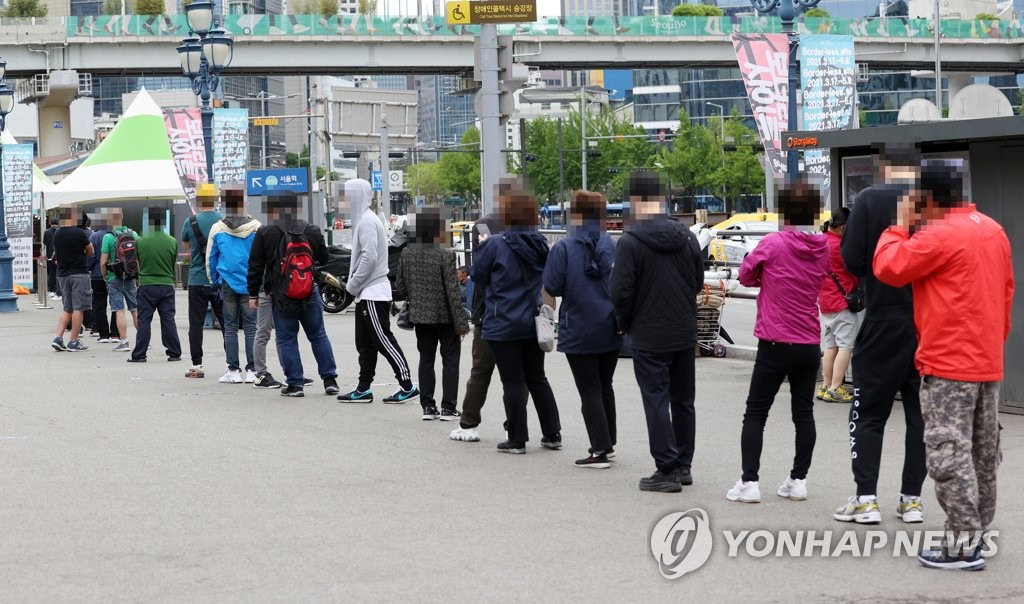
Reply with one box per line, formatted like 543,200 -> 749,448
470,179 -> 561,455
610,171 -> 704,494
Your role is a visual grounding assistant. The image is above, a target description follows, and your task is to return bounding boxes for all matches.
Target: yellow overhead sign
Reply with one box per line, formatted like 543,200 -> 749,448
252,117 -> 280,126
446,0 -> 537,25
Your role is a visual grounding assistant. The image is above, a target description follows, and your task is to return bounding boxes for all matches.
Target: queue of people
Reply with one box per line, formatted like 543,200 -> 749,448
40,156 -> 1013,571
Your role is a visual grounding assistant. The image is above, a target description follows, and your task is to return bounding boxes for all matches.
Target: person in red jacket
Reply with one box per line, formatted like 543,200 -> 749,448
874,159 -> 1014,571
817,207 -> 860,403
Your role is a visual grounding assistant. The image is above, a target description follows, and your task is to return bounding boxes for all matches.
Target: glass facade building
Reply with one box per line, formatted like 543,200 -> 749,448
417,75 -> 475,147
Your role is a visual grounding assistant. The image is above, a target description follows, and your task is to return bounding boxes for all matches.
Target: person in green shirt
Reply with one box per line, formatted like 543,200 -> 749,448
127,213 -> 182,362
99,208 -> 139,352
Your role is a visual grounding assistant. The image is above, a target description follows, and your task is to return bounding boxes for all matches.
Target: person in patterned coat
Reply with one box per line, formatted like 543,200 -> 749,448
395,207 -> 470,421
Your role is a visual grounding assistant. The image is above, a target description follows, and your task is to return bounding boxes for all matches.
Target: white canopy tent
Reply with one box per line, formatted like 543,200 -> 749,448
45,89 -> 185,209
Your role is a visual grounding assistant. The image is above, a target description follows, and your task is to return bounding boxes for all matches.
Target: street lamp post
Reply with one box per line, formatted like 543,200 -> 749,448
176,1 -> 233,184
706,101 -> 727,208
750,0 -> 820,175
0,59 -> 17,312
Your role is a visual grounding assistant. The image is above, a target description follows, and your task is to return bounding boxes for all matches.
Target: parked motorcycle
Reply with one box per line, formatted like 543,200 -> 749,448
318,230 -> 408,314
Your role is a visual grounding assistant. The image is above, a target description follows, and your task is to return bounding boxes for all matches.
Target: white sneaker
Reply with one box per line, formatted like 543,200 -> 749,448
777,477 -> 808,501
726,480 -> 761,503
450,427 -> 480,442
219,369 -> 243,384
244,369 -> 257,384
897,496 -> 924,523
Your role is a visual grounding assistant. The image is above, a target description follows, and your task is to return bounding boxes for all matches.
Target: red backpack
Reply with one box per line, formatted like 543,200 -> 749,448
277,224 -> 314,302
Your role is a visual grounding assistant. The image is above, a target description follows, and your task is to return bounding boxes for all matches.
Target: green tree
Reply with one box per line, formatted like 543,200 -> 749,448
438,127 -> 481,201
357,0 -> 377,15
672,4 -> 723,17
135,0 -> 164,15
975,13 -> 999,20
286,146 -> 310,168
102,0 -> 122,15
802,7 -> 830,18
319,0 -> 339,17
655,108 -> 718,199
2,0 -> 48,17
405,162 -> 444,202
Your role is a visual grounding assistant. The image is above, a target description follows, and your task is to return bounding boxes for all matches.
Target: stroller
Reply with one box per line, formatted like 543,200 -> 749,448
696,284 -> 728,358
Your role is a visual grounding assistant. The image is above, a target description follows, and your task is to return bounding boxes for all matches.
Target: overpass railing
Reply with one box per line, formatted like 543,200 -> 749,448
31,15 -> 1023,40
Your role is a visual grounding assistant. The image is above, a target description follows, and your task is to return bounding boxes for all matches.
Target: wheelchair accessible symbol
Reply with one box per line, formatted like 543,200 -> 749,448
447,1 -> 469,24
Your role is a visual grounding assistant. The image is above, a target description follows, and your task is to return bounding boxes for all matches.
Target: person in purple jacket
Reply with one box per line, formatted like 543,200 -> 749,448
542,190 -> 620,469
726,178 -> 830,504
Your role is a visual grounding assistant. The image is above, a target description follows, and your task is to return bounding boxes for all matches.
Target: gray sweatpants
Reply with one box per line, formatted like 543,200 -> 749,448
919,375 -> 1002,534
254,292 -> 274,375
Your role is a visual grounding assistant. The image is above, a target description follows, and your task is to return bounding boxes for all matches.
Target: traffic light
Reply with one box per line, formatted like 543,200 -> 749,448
496,35 -> 529,123
587,150 -> 601,158
342,152 -> 361,158
388,151 -> 405,159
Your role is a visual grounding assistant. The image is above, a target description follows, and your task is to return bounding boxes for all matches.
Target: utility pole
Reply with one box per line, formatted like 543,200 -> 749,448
558,117 -> 565,216
323,97 -> 333,244
519,118 -> 528,182
478,24 -> 501,215
933,0 -> 942,112
580,86 -> 588,190
380,111 -> 391,222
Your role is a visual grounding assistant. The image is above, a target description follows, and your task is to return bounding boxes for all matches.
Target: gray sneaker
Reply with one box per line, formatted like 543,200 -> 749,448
51,337 -> 67,352
67,340 -> 90,352
113,340 -> 130,352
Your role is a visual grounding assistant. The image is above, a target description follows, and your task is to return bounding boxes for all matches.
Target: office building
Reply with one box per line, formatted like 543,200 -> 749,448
417,75 -> 475,147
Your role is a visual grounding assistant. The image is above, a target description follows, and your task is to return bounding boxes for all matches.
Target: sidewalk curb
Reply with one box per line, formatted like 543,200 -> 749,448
723,344 -> 757,361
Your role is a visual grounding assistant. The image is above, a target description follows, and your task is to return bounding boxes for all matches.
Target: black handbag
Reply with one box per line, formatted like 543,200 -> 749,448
830,272 -> 865,313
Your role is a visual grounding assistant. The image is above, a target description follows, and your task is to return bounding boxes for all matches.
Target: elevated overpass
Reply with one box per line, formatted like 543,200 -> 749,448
0,15 -> 1021,77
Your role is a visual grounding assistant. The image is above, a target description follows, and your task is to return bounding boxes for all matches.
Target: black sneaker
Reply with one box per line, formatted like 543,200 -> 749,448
575,453 -> 611,469
337,389 -> 373,403
167,356 -> 182,362
439,407 -> 460,421
918,546 -> 986,571
639,470 -> 683,493
422,405 -> 440,421
280,385 -> 305,398
676,466 -> 694,486
383,386 -> 420,404
589,446 -> 616,459
253,372 -> 283,389
497,440 -> 526,455
303,377 -> 314,385
541,433 -> 562,450
126,357 -> 147,363
324,377 -> 339,395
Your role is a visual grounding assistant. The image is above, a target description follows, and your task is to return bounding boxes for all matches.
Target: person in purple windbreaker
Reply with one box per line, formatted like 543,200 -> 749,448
725,178 -> 830,505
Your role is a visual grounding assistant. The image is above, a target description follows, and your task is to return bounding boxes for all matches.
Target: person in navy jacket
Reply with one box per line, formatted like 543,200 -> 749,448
543,190 -> 620,469
471,180 -> 561,455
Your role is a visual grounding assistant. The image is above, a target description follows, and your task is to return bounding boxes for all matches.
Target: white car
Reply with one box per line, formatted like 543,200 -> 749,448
707,219 -> 779,264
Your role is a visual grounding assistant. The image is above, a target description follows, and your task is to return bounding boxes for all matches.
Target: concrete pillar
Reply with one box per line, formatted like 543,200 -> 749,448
37,71 -> 80,158
946,72 -> 973,105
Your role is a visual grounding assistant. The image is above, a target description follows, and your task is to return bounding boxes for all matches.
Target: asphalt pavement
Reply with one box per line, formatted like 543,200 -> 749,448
1,294 -> 1021,602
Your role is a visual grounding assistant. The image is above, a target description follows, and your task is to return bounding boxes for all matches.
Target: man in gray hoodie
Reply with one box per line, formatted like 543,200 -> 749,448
336,178 -> 419,403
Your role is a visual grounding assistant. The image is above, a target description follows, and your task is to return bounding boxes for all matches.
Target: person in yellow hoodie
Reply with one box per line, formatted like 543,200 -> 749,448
207,188 -> 262,384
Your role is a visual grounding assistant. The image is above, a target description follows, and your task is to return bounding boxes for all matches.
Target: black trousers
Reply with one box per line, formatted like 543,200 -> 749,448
741,341 -> 819,482
132,284 -> 182,360
488,338 -> 561,445
850,318 -> 926,497
355,300 -> 413,391
415,323 -> 462,411
90,278 -> 113,339
632,347 -> 696,473
566,351 -> 618,453
460,324 -> 495,429
187,284 -> 224,366
47,259 -> 57,294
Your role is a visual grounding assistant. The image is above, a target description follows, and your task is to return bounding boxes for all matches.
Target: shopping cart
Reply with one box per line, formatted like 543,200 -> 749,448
696,284 -> 727,358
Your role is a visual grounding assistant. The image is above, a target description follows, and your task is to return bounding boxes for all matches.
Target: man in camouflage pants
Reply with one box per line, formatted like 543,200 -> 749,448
874,159 -> 1013,571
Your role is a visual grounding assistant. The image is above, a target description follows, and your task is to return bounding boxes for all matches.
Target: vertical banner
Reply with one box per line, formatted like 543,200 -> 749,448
2,144 -> 35,286
164,108 -> 204,212
799,34 -> 857,199
213,108 -> 249,186
732,33 -> 789,177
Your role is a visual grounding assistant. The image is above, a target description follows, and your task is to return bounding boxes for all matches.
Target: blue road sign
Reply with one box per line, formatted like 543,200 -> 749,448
247,168 -> 308,195
371,171 -> 383,191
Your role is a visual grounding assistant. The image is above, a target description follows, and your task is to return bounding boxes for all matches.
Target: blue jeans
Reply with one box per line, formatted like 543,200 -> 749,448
221,285 -> 256,371
271,287 -> 338,387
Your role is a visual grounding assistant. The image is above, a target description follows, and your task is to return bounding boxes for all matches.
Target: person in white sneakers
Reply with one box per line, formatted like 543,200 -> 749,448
207,188 -> 261,384
725,178 -> 829,504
